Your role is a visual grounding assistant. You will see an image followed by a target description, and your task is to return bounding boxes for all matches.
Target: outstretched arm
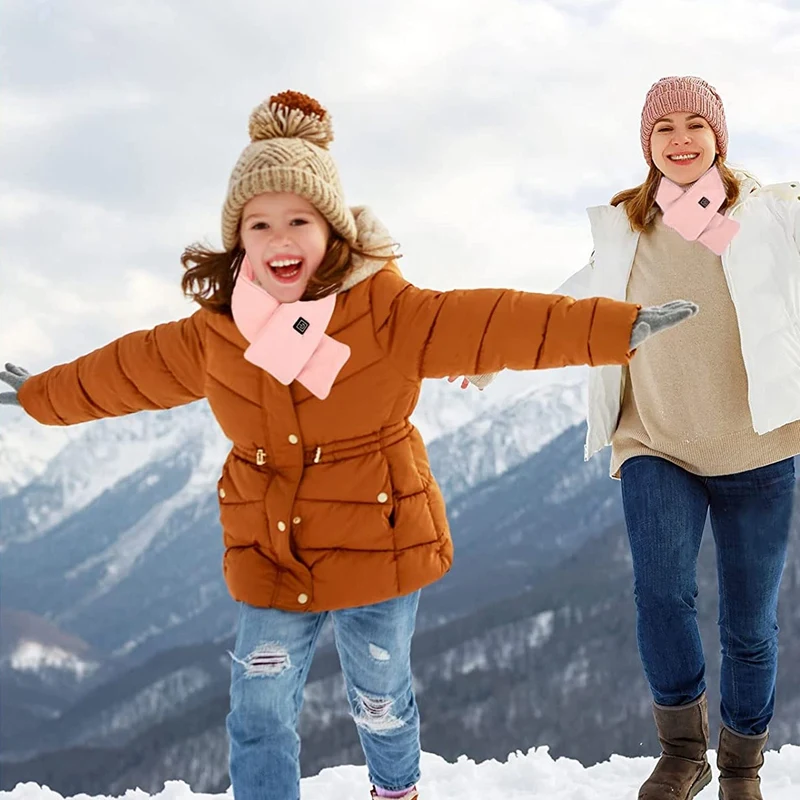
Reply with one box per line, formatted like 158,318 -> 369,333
371,268 -> 640,382
13,311 -> 208,426
450,254 -> 696,389
451,256 -> 596,390
0,364 -> 29,406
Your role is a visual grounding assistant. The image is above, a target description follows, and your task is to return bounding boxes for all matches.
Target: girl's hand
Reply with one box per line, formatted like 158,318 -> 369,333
0,363 -> 30,406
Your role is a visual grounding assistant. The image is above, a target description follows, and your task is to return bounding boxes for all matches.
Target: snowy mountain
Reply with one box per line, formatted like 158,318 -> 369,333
423,421 -> 620,618
0,402 -> 230,548
3,746 -> 800,800
0,373 -> 584,664
0,413 -> 73,500
12,369 -> 798,798
0,610 -> 100,754
0,374 -> 494,536
3,459 -> 800,792
2,418 -> 800,793
0,610 -> 98,680
0,365 -> 567,506
0,374 -> 594,768
427,380 -> 586,499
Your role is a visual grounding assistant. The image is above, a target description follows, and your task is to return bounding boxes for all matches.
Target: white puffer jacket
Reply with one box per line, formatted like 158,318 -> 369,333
556,171 -> 800,463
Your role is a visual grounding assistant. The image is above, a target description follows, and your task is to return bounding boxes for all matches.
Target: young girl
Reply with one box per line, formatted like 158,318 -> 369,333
1,90 -> 694,800
551,77 -> 799,800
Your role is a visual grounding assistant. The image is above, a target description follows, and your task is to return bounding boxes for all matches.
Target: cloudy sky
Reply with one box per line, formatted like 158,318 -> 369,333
2,0 -> 799,373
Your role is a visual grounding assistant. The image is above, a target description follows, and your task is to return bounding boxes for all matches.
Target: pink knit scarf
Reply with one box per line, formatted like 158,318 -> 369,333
655,165 -> 740,255
230,256 -> 351,400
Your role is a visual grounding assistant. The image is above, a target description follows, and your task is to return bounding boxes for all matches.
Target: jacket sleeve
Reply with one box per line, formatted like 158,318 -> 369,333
370,268 -> 639,382
463,255 -> 597,389
764,182 -> 800,252
17,310 -> 208,426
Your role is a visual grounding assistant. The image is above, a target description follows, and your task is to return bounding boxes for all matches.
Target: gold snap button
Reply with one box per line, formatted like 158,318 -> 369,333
277,521 -> 287,532
297,593 -> 309,605
288,434 -> 299,444
293,516 -> 302,525
218,488 -> 226,499
377,492 -> 389,503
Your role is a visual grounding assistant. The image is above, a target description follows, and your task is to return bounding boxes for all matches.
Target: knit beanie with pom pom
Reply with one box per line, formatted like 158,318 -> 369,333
221,91 -> 357,250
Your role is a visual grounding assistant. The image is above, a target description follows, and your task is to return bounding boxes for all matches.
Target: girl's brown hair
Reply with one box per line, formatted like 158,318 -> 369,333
609,157 -> 741,232
181,232 -> 393,315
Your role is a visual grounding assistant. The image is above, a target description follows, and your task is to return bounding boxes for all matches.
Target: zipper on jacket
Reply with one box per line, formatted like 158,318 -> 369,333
314,446 -> 322,464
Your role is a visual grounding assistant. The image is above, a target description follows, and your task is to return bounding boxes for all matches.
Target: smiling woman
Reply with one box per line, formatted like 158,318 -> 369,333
609,78 -> 740,232
552,74 -> 800,800
650,112 -> 718,183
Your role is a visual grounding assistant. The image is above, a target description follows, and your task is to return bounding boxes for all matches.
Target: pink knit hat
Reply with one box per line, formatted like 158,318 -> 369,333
640,76 -> 728,166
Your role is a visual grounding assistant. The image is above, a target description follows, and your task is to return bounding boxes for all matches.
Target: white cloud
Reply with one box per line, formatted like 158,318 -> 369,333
0,86 -> 153,137
1,0 -> 798,371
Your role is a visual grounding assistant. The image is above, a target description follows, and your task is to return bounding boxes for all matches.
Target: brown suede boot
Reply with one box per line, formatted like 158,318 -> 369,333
638,693 -> 713,800
717,725 -> 768,800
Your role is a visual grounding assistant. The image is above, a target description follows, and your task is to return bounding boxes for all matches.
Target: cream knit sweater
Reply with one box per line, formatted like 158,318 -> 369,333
610,211 -> 800,478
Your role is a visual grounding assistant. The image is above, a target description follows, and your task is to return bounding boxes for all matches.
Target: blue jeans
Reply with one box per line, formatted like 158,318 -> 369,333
620,456 -> 794,735
226,592 -> 421,800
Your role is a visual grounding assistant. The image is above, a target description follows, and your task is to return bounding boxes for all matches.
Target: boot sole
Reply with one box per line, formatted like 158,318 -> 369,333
689,762 -> 712,798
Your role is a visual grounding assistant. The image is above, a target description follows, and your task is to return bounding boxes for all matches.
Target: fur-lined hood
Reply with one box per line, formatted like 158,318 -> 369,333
339,206 -> 399,292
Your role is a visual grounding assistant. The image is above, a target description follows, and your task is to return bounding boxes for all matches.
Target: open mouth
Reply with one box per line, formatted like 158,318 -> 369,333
667,153 -> 700,163
268,257 -> 303,283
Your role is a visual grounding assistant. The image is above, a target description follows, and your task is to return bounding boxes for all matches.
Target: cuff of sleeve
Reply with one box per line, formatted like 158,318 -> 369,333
466,372 -> 498,390
589,299 -> 640,366
17,373 -> 64,425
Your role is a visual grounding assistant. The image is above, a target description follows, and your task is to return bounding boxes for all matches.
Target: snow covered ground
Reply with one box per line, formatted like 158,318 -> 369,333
4,745 -> 799,800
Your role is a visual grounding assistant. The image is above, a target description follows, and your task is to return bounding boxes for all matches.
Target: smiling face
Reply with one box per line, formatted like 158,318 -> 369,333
650,112 -> 718,185
239,192 -> 330,303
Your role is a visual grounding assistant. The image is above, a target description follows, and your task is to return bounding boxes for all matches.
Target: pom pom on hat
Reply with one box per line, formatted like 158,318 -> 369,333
222,90 -> 357,250
248,91 -> 334,149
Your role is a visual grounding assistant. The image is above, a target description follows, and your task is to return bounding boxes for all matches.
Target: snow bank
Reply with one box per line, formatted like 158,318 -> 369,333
4,745 -> 800,800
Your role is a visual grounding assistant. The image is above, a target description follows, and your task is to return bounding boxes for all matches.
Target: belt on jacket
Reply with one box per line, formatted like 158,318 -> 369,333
231,419 -> 414,469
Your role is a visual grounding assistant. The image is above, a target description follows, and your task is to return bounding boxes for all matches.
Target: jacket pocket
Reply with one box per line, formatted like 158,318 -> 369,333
217,458 -> 271,550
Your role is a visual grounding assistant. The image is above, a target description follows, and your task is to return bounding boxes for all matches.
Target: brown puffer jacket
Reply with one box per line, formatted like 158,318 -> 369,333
18,209 -> 639,612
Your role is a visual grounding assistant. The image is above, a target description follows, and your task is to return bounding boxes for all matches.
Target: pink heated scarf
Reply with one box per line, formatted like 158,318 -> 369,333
655,165 -> 740,255
230,256 -> 351,400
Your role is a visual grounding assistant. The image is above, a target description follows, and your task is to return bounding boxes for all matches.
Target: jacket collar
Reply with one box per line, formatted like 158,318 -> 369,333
339,206 -> 399,292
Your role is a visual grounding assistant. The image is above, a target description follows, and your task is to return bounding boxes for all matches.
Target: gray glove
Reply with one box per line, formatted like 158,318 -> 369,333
0,363 -> 30,407
630,300 -> 698,349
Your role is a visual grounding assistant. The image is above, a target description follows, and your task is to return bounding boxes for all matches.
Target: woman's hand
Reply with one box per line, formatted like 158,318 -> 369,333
0,363 -> 30,406
447,376 -> 470,390
447,372 -> 498,391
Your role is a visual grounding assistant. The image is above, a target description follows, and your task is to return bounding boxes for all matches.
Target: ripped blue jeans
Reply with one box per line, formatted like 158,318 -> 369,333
227,592 -> 421,800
